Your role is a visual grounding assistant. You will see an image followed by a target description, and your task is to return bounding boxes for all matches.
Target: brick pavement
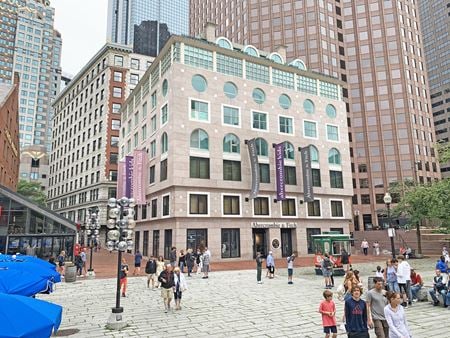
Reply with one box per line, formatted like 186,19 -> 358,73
41,257 -> 446,338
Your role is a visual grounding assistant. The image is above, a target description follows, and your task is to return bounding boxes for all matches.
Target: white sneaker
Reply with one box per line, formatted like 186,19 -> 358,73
257,281 -> 263,284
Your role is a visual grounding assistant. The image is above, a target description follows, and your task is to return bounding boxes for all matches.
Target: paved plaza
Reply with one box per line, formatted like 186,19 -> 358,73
41,257 -> 447,338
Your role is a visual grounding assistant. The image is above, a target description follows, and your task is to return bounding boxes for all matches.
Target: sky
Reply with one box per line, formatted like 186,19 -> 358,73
52,0 -> 109,77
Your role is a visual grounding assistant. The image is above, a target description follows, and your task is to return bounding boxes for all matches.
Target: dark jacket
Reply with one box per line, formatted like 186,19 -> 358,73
345,297 -> 368,333
158,270 -> 174,289
145,259 -> 157,274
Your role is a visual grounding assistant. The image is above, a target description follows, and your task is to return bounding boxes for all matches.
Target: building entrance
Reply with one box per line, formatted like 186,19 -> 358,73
252,229 -> 267,258
281,228 -> 293,257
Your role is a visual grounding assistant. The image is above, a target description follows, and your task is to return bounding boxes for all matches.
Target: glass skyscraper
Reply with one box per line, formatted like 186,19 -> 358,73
107,0 -> 189,46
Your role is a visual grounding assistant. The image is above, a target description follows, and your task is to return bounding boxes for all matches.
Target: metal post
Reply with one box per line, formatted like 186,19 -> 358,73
387,203 -> 396,259
89,244 -> 94,271
114,249 -> 123,312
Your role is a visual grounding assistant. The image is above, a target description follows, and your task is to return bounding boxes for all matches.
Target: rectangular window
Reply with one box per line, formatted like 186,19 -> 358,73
110,136 -> 119,147
189,194 -> 208,214
312,168 -> 321,187
113,71 -> 123,82
163,195 -> 170,216
279,116 -> 293,134
131,58 -> 140,70
223,195 -> 240,215
284,166 -> 297,185
330,170 -> 344,188
307,200 -> 321,217
113,87 -> 122,98
190,100 -> 209,121
223,106 -> 240,126
149,165 -> 155,184
252,111 -> 267,130
282,198 -> 296,216
109,170 -> 117,182
221,229 -> 240,258
223,160 -> 241,181
151,115 -> 157,132
151,199 -> 157,218
151,91 -> 157,109
114,55 -> 123,67
130,73 -> 139,85
112,103 -> 121,113
150,140 -> 156,157
190,157 -> 210,179
161,104 -> 168,125
331,200 -> 343,217
327,125 -> 339,141
111,119 -> 121,130
254,197 -> 270,215
304,121 -> 317,138
160,159 -> 167,181
361,194 -> 371,204
260,163 -> 270,183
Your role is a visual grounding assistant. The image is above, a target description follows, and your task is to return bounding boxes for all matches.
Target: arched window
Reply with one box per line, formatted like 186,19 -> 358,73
326,104 -> 337,118
244,45 -> 259,57
328,148 -> 341,165
284,142 -> 294,160
303,99 -> 315,114
223,133 -> 240,153
252,88 -> 266,104
192,74 -> 207,92
269,52 -> 284,64
256,138 -> 268,156
216,37 -> 233,50
161,132 -> 168,154
224,82 -> 238,99
190,129 -> 209,150
310,145 -> 319,163
289,59 -> 307,70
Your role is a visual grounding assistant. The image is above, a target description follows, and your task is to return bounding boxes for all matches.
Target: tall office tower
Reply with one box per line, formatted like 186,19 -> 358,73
107,0 -> 189,47
48,43 -> 153,228
0,0 -> 18,83
419,2 -> 450,177
133,20 -> 171,57
190,0 -> 441,231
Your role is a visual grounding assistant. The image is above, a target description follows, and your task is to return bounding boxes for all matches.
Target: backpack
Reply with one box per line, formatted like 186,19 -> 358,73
323,257 -> 332,269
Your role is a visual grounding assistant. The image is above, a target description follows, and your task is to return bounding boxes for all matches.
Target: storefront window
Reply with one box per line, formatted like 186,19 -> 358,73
221,229 -> 240,258
186,229 -> 207,251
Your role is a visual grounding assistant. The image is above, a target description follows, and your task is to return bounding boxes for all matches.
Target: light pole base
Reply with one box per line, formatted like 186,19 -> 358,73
106,311 -> 127,330
87,270 -> 95,279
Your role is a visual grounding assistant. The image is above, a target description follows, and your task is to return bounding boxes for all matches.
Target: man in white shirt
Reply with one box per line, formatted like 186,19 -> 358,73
396,256 -> 411,307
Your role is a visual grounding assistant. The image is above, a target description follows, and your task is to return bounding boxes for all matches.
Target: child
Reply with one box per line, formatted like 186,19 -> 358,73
286,251 -> 297,284
318,289 -> 337,338
375,265 -> 384,279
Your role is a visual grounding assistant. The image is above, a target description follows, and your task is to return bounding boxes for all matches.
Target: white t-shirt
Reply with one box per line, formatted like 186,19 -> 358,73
397,261 -> 411,283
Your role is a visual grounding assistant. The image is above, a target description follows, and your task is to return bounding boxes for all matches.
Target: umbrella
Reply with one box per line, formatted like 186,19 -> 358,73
0,293 -> 62,338
0,267 -> 55,297
0,255 -> 61,284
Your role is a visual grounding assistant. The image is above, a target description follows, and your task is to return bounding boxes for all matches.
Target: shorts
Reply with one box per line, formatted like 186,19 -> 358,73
161,288 -> 172,300
134,263 -> 141,268
324,326 -> 337,334
267,266 -> 274,274
288,268 -> 293,277
147,273 -> 156,280
322,270 -> 331,277
399,283 -> 408,293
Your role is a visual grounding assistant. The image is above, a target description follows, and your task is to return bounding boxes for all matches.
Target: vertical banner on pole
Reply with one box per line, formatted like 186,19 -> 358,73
275,142 -> 286,201
117,161 -> 126,198
247,138 -> 260,199
132,149 -> 147,205
301,145 -> 314,203
125,155 -> 134,198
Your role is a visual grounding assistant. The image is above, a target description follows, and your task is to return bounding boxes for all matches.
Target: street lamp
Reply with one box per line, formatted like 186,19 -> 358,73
383,192 -> 396,259
105,197 -> 135,330
85,207 -> 100,279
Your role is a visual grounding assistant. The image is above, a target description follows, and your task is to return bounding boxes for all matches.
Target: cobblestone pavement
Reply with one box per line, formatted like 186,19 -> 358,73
41,257 -> 447,338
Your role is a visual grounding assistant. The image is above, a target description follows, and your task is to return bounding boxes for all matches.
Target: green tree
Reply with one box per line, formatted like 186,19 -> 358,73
436,142 -> 450,163
17,180 -> 47,206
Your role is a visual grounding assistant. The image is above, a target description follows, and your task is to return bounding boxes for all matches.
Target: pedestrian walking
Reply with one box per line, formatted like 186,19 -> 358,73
385,259 -> 400,293
373,241 -> 380,256
173,266 -> 187,310
256,252 -> 264,284
318,289 -> 337,338
344,285 -> 369,338
196,248 -> 203,275
158,263 -> 175,313
367,277 -> 389,338
156,256 -> 165,288
341,248 -> 350,272
384,291 -> 412,338
57,250 -> 66,276
321,253 -> 333,289
133,250 -> 143,275
178,249 -> 186,273
287,252 -> 297,284
361,239 -> 369,256
396,256 -> 411,307
202,247 -> 211,279
145,256 -> 157,289
169,247 -> 177,267
266,251 -> 275,279
120,257 -> 129,297
185,248 -> 194,277
80,248 -> 87,275
74,253 -> 83,276
343,271 -> 359,301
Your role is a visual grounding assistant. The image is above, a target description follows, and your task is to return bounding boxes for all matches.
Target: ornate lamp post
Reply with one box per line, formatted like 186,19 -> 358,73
85,207 -> 100,278
105,197 -> 135,330
384,192 -> 396,259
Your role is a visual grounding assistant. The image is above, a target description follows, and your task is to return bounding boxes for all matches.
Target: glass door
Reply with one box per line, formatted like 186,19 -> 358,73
281,229 -> 293,257
164,229 -> 172,260
252,229 -> 267,258
152,230 -> 160,257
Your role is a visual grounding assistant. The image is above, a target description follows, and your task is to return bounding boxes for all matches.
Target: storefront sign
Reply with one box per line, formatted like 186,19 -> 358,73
125,155 -> 134,198
274,142 -> 286,201
251,222 -> 297,228
247,138 -> 260,199
301,145 -> 314,202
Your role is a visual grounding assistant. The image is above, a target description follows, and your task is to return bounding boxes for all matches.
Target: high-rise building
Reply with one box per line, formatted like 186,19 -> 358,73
121,28 -> 352,260
190,0 -> 441,231
107,0 -> 189,46
48,43 -> 153,228
133,20 -> 170,57
0,0 -> 18,84
419,2 -> 450,177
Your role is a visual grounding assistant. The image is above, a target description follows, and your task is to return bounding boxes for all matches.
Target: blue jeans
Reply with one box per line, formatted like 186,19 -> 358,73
387,281 -> 399,292
410,285 -> 422,300
179,262 -> 185,273
446,292 -> 450,306
429,288 -> 447,303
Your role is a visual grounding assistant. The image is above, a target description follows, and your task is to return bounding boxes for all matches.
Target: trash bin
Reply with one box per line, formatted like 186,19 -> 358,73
65,264 -> 76,283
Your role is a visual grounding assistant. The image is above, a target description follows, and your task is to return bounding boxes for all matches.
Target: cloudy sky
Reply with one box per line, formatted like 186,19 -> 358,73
52,0 -> 109,77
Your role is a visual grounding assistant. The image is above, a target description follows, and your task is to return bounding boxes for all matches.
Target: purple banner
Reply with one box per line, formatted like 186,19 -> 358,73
301,146 -> 314,203
125,155 -> 134,198
132,149 -> 147,205
116,161 -> 126,199
275,143 -> 286,201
